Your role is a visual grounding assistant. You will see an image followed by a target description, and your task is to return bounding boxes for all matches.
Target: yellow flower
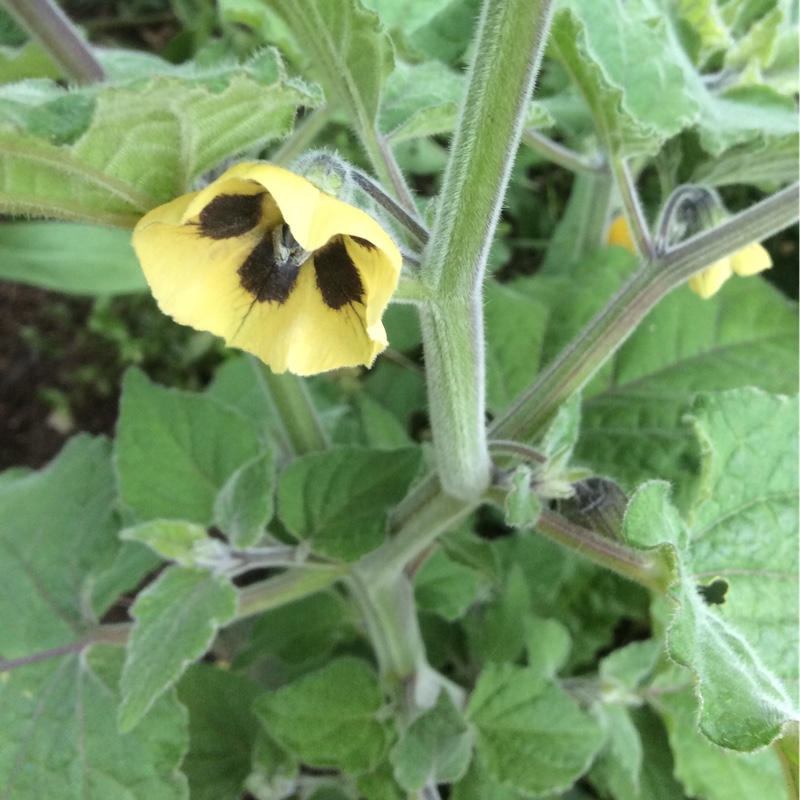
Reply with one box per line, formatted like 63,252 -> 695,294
687,242 -> 773,299
606,213 -> 637,252
132,163 -> 402,376
606,214 -> 772,299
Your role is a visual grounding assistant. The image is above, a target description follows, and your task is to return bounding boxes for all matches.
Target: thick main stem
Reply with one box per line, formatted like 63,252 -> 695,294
421,0 -> 556,500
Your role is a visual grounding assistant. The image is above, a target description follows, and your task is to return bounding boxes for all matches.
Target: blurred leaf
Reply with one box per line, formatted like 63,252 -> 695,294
653,686 -> 786,800
278,445 -> 422,560
414,549 -> 488,621
0,222 -> 147,295
380,60 -> 463,142
587,705 -> 643,800
0,42 -> 60,81
550,0 -> 699,156
263,0 -> 393,135
0,81 -> 94,144
504,465 -> 542,528
119,566 -> 238,731
116,369 -> 261,524
177,664 -> 262,800
0,646 -> 187,800
254,657 -> 392,772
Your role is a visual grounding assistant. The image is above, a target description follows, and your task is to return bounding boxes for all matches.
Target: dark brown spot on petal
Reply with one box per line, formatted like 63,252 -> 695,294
314,237 -> 365,310
350,235 -> 378,251
238,232 -> 300,304
198,193 -> 264,239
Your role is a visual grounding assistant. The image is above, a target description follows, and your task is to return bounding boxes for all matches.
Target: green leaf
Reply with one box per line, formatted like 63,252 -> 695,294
264,0 -> 393,135
484,280 -> 549,414
467,663 -> 605,795
119,566 -> 238,731
254,657 -> 392,772
550,0 -> 699,156
587,705 -> 643,800
380,60 -> 463,142
390,692 -> 474,791
205,356 -> 276,449
692,132 -> 800,186
354,394 -> 413,449
176,664 -> 262,800
414,549 -> 489,622
0,646 -> 188,800
578,275 -> 798,508
464,564 -> 529,665
0,81 -> 95,145
116,368 -> 261,525
504,465 -> 542,528
0,221 -> 147,295
213,450 -> 275,547
0,50 -> 318,224
122,520 -> 209,565
0,435 -> 120,655
278,445 -> 422,560
687,390 -> 798,696
235,591 -> 357,673
627,706 -> 687,800
524,615 -> 571,680
0,42 -> 60,81
624,398 -> 798,752
652,686 -> 786,800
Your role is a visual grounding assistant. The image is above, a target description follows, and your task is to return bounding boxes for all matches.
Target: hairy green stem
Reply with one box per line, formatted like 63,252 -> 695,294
611,156 -> 655,258
421,0 -> 556,500
236,565 -> 347,620
2,0 -> 106,83
257,363 -> 330,455
534,507 -> 670,593
492,183 -> 800,444
271,108 -> 332,167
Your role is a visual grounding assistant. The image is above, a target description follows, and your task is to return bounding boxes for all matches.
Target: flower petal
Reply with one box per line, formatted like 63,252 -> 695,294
606,214 -> 636,252
730,242 -> 772,277
688,258 -> 734,299
229,253 -> 387,375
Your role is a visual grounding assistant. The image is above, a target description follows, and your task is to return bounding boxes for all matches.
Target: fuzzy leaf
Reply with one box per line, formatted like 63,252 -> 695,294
550,0 -> 698,156
0,51 -> 318,224
213,450 -> 275,547
119,566 -> 238,731
116,369 -> 261,525
624,391 -> 798,749
254,657 -> 392,772
176,665 -> 262,800
0,435 -> 120,653
278,445 -> 422,560
264,0 -> 393,134
390,692 -> 474,790
467,663 -> 605,795
0,646 -> 187,799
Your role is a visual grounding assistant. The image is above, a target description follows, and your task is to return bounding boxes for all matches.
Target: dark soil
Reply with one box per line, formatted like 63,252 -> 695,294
0,282 -> 120,470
